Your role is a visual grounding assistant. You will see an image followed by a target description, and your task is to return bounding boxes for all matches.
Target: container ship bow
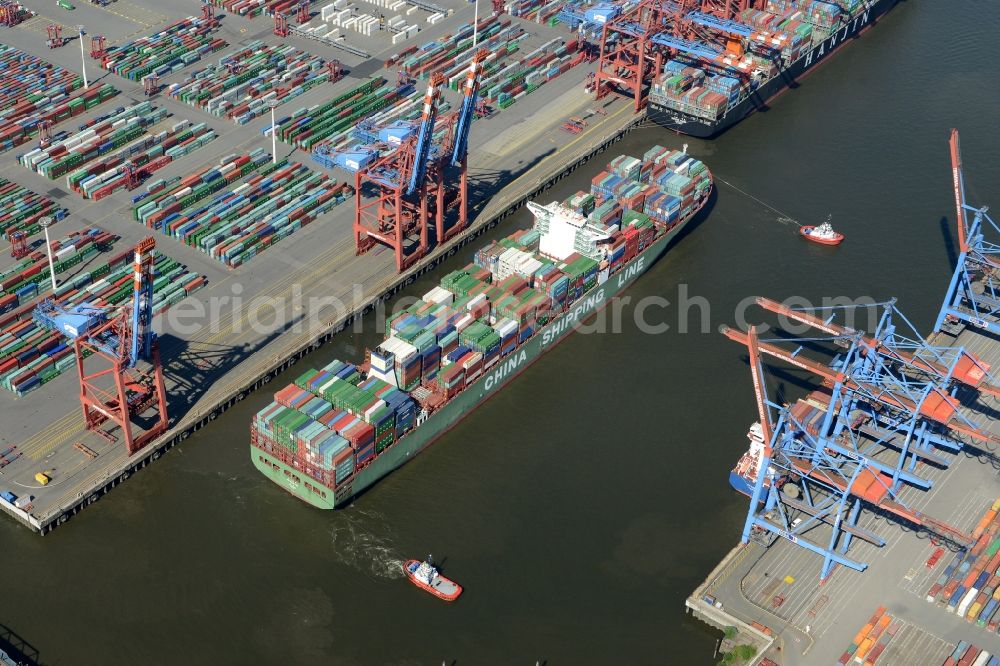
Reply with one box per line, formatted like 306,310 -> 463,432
644,0 -> 899,138
251,147 -> 713,508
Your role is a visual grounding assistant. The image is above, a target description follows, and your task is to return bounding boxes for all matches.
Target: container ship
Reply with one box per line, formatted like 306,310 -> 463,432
647,0 -> 899,138
250,146 -> 713,508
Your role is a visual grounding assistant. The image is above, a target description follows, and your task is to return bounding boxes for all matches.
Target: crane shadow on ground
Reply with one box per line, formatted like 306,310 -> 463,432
0,623 -> 42,666
154,314 -> 305,424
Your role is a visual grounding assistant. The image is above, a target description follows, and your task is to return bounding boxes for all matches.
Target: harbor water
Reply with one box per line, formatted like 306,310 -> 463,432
3,1 -> 1000,663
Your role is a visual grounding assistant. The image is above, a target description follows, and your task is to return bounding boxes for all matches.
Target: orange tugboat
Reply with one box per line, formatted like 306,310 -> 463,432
800,216 -> 844,246
404,556 -> 463,602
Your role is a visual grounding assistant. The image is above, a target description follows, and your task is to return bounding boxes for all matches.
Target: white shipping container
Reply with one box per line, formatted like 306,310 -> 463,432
466,293 -> 488,312
972,652 -> 991,666
423,286 -> 454,305
318,376 -> 342,395
495,318 -> 518,338
957,588 -> 978,617
455,313 -> 474,331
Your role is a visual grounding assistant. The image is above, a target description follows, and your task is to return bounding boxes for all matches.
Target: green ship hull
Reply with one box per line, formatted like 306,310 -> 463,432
250,202 -> 704,509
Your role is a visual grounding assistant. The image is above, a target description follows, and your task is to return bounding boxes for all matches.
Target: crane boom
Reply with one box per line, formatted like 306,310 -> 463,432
407,74 -> 444,195
950,128 -> 968,253
451,50 -> 488,168
721,326 -> 998,445
685,10 -> 751,38
129,237 -> 156,367
746,325 -> 773,451
754,296 -> 1000,397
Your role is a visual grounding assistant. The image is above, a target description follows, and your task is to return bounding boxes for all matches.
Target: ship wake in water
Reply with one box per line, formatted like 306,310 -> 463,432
329,509 -> 405,580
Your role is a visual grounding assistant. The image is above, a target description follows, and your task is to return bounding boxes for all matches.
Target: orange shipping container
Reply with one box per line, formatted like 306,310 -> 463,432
852,625 -> 873,648
855,637 -> 875,659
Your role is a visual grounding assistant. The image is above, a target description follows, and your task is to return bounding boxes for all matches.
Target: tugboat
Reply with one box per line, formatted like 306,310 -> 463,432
800,216 -> 844,246
403,555 -> 463,602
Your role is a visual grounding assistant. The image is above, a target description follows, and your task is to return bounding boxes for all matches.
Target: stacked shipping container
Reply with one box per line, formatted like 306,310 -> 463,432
925,499 -> 1000,636
133,153 -> 352,267
837,606 -> 901,665
0,45 -> 118,152
0,178 -> 69,239
167,42 -> 331,125
99,17 -> 227,82
269,77 -> 402,151
19,103 -> 220,199
941,642 -> 997,666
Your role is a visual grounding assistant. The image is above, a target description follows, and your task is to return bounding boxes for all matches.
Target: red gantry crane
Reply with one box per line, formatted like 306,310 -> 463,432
354,51 -> 487,271
34,238 -> 168,454
594,0 -> 765,113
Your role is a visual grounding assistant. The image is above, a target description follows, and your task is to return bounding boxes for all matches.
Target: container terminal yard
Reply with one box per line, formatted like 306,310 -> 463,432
0,0 -> 647,532
687,133 -> 1000,663
0,0 -> 901,535
6,0 -> 1000,663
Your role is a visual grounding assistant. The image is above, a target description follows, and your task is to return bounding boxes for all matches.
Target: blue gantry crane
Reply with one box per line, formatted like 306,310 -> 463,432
33,237 -> 168,454
727,324 -> 976,581
936,129 -> 1000,336
727,303 -> 999,447
758,296 -> 1000,400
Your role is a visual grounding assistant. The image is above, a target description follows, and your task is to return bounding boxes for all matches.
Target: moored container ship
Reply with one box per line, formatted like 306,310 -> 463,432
250,147 -> 714,508
648,0 -> 899,138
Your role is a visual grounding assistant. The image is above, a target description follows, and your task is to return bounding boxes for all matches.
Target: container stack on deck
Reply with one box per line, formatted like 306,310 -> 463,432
252,357 -> 419,492
0,45 -> 118,152
18,103 -> 218,198
588,145 -> 712,225
648,0 -> 873,121
133,153 -> 351,267
167,42 -> 331,125
0,178 -> 69,239
0,234 -> 207,395
252,149 -> 712,494
925,499 -> 1000,634
98,17 -> 227,82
